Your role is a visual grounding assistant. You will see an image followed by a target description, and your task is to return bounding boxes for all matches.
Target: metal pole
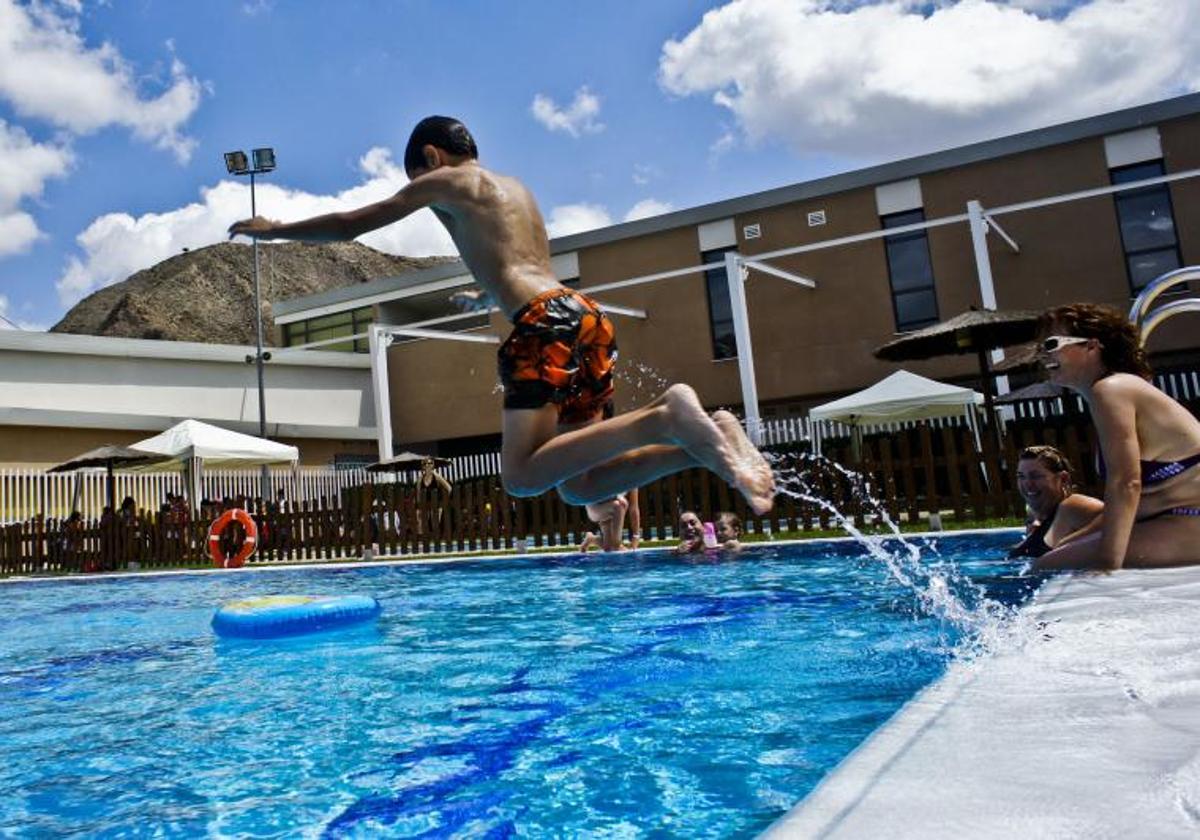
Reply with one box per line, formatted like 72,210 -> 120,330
367,324 -> 394,462
724,251 -> 763,444
250,171 -> 270,501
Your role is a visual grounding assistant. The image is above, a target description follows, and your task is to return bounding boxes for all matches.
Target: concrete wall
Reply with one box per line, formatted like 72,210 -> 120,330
0,332 -> 378,468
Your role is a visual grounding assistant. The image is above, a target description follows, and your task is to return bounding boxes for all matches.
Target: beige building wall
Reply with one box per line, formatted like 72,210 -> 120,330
378,106 -> 1200,446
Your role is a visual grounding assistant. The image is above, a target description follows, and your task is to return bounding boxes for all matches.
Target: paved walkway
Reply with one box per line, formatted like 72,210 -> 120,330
766,566 -> 1200,839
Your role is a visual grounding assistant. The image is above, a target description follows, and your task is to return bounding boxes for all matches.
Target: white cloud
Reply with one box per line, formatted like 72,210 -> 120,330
0,0 -> 203,161
545,203 -> 613,238
0,211 -> 41,258
659,0 -> 1200,159
0,119 -> 73,255
0,294 -> 46,331
531,86 -> 605,137
632,164 -> 662,186
55,147 -> 457,307
547,198 -> 677,236
624,199 -> 675,222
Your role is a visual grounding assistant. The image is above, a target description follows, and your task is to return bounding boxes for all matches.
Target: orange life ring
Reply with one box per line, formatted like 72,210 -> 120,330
208,508 -> 258,568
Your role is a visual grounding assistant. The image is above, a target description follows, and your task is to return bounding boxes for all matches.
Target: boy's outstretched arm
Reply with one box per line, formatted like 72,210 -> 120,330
227,168 -> 462,242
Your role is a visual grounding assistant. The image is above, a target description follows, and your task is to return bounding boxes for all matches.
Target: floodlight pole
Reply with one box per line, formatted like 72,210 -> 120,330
248,172 -> 275,501
226,148 -> 277,503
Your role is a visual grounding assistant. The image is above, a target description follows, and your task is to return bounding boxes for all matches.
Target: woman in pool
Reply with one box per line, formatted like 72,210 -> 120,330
674,511 -> 706,554
1033,303 -> 1200,571
1008,445 -> 1102,559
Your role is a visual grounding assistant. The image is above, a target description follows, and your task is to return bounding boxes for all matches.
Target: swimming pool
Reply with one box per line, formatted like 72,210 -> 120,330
0,531 -> 1032,837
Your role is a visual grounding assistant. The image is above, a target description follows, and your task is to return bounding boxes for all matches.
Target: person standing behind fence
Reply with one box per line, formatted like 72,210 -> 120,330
579,488 -> 640,552
1008,445 -> 1102,559
1033,303 -> 1200,571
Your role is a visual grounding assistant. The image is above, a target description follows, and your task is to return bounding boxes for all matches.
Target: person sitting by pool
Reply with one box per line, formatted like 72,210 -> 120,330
1033,303 -> 1200,571
714,511 -> 744,551
580,488 -> 641,552
580,492 -> 628,552
1008,445 -> 1103,559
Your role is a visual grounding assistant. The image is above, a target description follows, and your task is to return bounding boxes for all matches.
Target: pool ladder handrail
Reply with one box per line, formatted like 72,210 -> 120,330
1128,265 -> 1200,344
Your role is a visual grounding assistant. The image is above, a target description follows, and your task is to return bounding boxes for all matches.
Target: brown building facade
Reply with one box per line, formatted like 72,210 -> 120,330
272,94 -> 1200,456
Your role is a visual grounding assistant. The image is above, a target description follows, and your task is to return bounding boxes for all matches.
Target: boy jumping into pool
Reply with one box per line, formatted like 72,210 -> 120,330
229,116 -> 774,514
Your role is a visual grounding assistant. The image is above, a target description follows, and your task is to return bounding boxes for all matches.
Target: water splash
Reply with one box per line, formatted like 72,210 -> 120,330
615,360 -> 671,401
765,451 -> 1034,660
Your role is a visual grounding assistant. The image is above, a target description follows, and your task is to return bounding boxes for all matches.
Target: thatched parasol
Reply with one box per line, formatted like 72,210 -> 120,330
874,307 -> 1042,425
995,381 -> 1067,404
48,444 -> 171,511
366,452 -> 451,474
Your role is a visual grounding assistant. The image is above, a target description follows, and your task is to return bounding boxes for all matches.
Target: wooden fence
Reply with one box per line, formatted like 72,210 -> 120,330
1,415 -> 1104,576
0,451 -> 507,525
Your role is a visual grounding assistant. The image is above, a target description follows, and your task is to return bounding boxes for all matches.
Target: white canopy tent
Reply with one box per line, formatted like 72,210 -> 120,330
808,370 -> 984,457
127,419 -> 299,511
130,419 -> 299,468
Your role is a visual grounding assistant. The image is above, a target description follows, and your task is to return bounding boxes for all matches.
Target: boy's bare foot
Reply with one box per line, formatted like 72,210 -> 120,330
663,385 -> 775,515
712,410 -> 776,515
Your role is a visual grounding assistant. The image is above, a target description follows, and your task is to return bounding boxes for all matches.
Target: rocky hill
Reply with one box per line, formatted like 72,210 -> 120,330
50,241 -> 457,346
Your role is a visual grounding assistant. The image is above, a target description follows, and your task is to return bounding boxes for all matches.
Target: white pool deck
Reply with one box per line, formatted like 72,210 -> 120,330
765,564 -> 1200,839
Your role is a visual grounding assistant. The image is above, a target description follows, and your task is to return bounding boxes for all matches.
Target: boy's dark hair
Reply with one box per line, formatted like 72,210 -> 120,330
1040,303 -> 1151,380
404,116 -> 478,173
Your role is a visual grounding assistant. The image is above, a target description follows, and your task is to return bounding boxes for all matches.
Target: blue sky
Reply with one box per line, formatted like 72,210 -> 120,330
1,0 -> 1197,330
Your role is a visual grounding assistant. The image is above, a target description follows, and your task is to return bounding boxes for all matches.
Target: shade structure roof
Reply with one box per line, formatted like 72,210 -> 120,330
129,419 -> 299,470
47,444 -> 171,473
366,452 -> 451,473
809,370 -> 984,426
874,308 -> 1042,361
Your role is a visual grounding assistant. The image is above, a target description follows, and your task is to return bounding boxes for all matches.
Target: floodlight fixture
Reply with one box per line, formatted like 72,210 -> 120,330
224,150 -> 249,175
252,147 -> 276,172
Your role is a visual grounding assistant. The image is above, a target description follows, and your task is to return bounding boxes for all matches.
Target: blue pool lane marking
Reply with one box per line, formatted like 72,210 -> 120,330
320,592 -> 803,836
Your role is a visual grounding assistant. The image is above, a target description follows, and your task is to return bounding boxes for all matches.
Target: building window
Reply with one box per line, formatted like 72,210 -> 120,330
1110,160 -> 1182,293
702,246 -> 739,360
282,305 -> 373,353
881,209 -> 939,332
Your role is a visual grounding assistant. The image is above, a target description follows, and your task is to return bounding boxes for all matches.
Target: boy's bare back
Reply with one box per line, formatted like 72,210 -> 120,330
422,164 -> 560,317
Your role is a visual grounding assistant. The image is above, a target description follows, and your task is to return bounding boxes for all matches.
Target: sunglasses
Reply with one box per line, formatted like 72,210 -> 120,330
1040,335 -> 1090,353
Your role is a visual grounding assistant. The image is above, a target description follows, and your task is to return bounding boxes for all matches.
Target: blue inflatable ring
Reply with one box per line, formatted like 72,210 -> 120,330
212,594 -> 381,639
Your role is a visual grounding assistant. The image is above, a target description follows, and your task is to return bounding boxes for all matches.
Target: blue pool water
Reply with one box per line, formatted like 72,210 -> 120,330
0,531 -> 1032,837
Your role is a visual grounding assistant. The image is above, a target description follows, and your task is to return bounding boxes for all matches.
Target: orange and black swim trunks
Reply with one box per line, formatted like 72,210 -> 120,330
498,287 -> 618,425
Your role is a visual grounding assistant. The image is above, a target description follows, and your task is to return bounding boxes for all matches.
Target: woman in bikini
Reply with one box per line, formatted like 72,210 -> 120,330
1008,445 -> 1102,559
1034,303 -> 1200,571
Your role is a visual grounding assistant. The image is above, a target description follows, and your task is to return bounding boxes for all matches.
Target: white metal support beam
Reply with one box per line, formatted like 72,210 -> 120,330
983,213 -> 1020,253
384,326 -> 500,345
725,252 -> 764,444
367,324 -> 393,461
742,259 -> 816,288
967,200 -> 1010,398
